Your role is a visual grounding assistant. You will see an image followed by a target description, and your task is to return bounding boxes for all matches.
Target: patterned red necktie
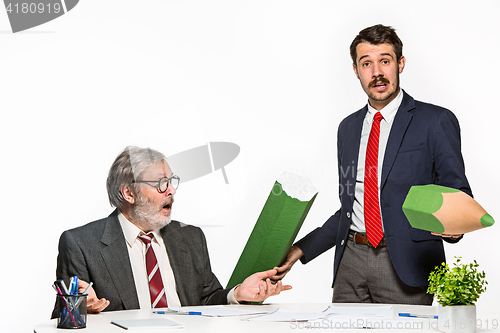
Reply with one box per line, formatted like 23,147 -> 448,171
364,111 -> 384,248
138,233 -> 168,308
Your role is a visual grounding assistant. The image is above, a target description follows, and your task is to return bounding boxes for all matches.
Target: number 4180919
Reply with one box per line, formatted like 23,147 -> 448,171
5,2 -> 62,14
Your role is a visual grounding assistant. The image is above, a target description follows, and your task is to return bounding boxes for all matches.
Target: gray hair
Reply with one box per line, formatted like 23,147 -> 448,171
106,146 -> 166,211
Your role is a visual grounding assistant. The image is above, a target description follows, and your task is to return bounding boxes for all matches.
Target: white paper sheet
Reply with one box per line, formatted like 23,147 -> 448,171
111,318 -> 183,330
165,305 -> 270,317
247,305 -> 393,323
247,308 -> 335,322
324,305 -> 393,318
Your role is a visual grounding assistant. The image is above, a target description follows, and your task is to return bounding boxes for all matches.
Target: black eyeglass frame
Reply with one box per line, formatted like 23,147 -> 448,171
132,175 -> 180,193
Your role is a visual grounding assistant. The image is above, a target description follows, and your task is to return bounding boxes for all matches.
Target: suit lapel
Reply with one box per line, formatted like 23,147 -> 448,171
345,108 -> 366,206
380,91 -> 415,189
100,211 -> 140,310
161,224 -> 191,305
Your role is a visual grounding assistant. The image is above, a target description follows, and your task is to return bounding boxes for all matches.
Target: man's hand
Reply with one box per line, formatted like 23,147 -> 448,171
78,280 -> 110,314
271,245 -> 304,281
233,269 -> 292,303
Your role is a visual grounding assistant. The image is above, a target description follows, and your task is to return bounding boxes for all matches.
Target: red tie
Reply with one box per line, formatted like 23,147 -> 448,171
364,111 -> 384,248
138,233 -> 168,308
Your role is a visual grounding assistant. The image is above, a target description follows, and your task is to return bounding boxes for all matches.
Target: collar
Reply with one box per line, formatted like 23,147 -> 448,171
118,212 -> 163,247
366,88 -> 403,124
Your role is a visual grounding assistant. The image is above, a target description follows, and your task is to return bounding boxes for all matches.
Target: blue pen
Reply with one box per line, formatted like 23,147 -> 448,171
71,276 -> 79,295
154,310 -> 202,315
153,311 -> 174,314
68,276 -> 75,295
399,313 -> 438,319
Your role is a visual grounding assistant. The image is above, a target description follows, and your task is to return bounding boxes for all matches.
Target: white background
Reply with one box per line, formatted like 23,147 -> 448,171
1,1 -> 499,331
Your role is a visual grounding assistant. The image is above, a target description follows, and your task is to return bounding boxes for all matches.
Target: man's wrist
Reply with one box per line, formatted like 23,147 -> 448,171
227,285 -> 240,304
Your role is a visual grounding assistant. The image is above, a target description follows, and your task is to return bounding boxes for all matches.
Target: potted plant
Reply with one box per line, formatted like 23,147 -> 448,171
427,256 -> 488,333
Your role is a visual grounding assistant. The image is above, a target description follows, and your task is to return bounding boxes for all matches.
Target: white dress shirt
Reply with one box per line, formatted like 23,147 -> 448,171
118,213 -> 239,307
350,89 -> 403,233
118,213 -> 182,308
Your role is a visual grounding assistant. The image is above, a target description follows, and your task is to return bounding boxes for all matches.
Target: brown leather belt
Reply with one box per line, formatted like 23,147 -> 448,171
348,232 -> 387,247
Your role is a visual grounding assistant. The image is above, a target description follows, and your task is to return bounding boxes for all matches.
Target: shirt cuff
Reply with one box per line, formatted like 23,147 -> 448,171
227,285 -> 240,304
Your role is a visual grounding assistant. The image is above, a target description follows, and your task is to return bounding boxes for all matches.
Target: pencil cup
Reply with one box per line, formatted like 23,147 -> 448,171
56,294 -> 87,329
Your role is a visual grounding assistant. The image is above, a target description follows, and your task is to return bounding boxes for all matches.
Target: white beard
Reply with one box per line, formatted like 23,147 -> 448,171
130,192 -> 171,232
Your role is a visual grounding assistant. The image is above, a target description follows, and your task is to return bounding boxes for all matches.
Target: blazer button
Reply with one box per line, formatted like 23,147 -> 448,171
341,240 -> 345,246
346,212 -> 351,219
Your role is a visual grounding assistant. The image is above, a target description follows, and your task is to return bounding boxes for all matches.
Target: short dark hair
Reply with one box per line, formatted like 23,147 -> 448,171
350,24 -> 403,65
106,146 -> 166,211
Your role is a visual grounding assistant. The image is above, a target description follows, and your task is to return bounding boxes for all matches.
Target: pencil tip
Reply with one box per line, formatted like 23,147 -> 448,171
480,214 -> 495,227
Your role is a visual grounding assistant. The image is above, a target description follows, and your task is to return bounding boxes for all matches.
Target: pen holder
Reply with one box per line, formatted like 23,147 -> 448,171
56,294 -> 87,329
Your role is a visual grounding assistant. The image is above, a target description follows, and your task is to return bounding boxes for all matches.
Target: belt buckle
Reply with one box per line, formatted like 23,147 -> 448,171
348,231 -> 358,244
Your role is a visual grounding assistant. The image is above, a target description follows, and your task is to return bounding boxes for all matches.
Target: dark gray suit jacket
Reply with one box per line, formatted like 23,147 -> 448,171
52,210 -> 229,317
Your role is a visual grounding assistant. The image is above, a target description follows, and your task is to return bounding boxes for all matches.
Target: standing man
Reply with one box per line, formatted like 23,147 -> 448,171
53,146 -> 290,317
273,24 -> 471,305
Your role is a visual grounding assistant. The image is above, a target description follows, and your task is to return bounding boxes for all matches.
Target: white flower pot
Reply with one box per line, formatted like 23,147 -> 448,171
438,304 -> 476,333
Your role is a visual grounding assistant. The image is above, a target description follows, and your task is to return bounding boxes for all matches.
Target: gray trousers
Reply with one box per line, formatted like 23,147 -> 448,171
332,235 -> 433,305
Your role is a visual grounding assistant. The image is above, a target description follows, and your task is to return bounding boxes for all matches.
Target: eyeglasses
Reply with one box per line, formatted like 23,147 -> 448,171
132,175 -> 180,193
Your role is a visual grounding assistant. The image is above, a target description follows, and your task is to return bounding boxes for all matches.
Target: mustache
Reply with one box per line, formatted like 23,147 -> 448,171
368,76 -> 390,88
162,198 -> 174,206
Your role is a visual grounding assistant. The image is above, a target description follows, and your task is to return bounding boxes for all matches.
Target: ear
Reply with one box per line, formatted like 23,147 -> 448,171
353,63 -> 359,79
121,184 -> 136,205
398,55 -> 406,74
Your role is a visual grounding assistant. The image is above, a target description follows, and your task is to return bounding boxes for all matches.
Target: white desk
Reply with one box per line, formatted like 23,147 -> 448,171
34,303 -> 500,333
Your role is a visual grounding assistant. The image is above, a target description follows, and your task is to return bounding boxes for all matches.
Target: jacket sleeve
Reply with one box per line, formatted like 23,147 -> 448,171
432,108 -> 472,197
295,210 -> 340,264
51,230 -> 91,318
197,230 -> 231,305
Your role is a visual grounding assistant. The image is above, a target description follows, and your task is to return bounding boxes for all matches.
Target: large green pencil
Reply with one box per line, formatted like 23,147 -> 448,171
402,184 -> 494,234
226,172 -> 317,288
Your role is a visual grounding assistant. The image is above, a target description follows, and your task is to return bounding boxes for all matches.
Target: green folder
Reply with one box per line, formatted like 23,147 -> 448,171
226,172 -> 317,288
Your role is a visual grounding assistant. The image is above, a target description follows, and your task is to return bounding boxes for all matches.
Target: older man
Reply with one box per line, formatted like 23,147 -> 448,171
53,146 -> 289,317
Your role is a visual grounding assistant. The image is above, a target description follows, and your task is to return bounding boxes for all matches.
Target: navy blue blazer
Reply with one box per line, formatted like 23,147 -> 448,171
296,90 -> 471,288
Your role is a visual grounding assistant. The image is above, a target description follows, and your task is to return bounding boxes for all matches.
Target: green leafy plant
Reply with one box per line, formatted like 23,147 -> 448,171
427,256 -> 487,306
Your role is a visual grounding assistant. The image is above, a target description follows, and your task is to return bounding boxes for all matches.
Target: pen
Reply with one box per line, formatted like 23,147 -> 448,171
81,281 -> 93,296
73,276 -> 79,295
54,282 -> 70,322
399,313 -> 438,319
154,310 -> 202,315
58,280 -> 70,295
68,277 -> 74,295
69,276 -> 78,295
